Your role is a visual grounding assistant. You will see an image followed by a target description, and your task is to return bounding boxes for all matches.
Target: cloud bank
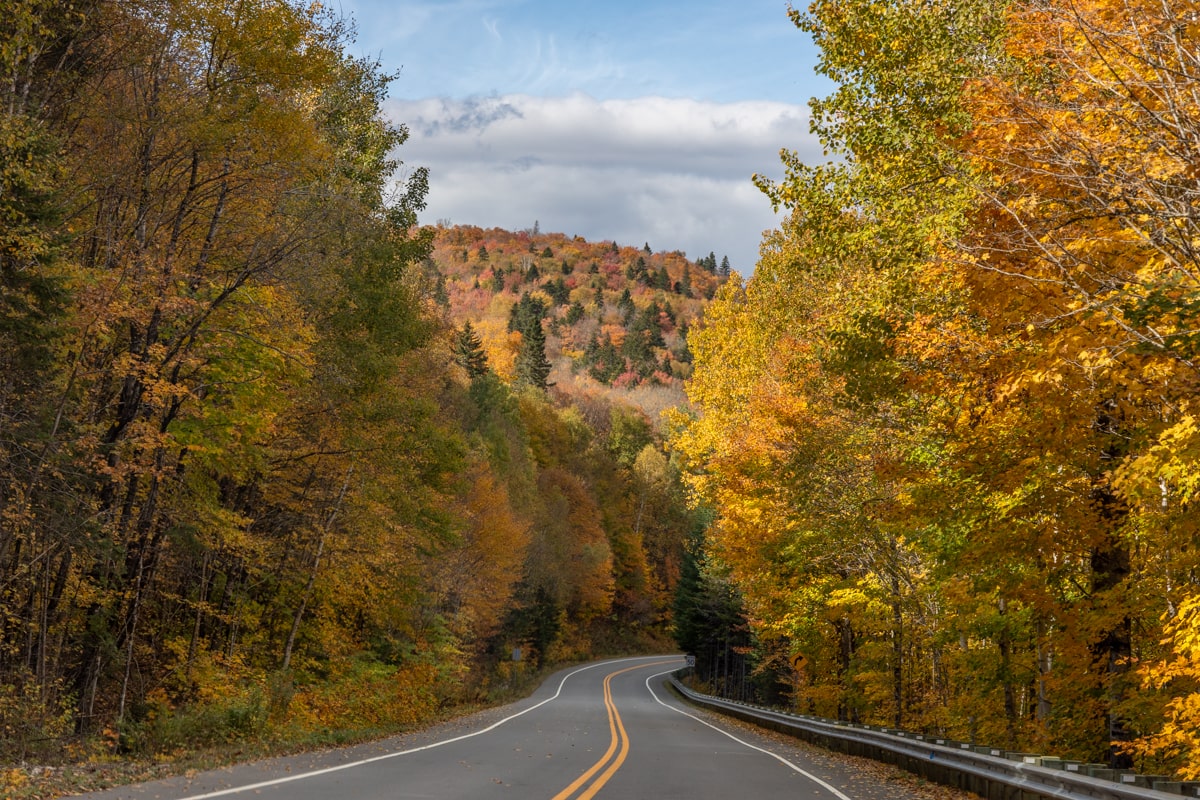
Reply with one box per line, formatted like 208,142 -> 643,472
386,93 -> 822,272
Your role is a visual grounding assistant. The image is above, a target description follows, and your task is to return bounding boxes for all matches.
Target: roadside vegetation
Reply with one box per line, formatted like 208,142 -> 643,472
0,3 -> 704,794
671,0 -> 1200,780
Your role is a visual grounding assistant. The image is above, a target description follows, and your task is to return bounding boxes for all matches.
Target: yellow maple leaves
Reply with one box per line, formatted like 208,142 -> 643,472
674,0 -> 1200,771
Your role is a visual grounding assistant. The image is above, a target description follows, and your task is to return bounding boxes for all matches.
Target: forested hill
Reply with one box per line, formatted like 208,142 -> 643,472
426,224 -> 730,419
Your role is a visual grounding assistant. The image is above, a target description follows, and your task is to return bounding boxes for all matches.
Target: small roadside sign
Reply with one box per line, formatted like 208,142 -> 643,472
685,655 -> 696,667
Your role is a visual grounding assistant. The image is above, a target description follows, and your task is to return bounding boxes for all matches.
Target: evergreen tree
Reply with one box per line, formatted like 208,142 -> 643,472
453,321 -> 489,378
617,288 -> 635,321
477,244 -> 489,261
547,277 -> 570,306
508,291 -> 548,334
622,326 -> 652,370
565,301 -> 584,325
719,255 -> 731,279
588,334 -> 624,383
672,546 -> 752,691
675,321 -> 693,364
641,303 -> 666,348
622,304 -> 665,375
584,333 -> 601,362
627,256 -> 649,283
515,315 -> 552,390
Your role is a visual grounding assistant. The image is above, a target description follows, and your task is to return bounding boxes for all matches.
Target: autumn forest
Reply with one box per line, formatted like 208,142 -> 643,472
673,0 -> 1200,781
4,0 -> 1200,791
0,0 -> 710,779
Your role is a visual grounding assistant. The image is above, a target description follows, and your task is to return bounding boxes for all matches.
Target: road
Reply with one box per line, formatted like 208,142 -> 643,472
73,655 -> 909,800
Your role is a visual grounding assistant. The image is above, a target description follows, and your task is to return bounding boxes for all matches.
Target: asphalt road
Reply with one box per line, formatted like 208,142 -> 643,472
72,655 -> 908,800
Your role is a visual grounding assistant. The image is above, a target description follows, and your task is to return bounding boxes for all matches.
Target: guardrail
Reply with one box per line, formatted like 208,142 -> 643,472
667,673 -> 1200,799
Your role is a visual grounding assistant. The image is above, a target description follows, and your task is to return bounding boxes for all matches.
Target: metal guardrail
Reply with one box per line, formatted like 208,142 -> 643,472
667,672 -> 1200,799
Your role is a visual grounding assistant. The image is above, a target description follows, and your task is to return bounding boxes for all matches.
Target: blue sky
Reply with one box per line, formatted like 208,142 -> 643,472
334,0 -> 830,271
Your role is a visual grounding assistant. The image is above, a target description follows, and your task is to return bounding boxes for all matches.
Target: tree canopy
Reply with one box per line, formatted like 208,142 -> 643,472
672,0 -> 1200,777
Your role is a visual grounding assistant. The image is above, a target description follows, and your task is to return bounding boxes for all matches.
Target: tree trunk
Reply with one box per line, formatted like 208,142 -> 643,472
281,467 -> 352,671
891,574 -> 903,729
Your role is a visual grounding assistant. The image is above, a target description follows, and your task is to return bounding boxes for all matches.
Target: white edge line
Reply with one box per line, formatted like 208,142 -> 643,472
644,669 -> 855,800
166,656 -> 670,800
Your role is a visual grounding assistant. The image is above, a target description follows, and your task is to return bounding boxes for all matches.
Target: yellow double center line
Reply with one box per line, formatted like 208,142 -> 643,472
550,659 -> 679,800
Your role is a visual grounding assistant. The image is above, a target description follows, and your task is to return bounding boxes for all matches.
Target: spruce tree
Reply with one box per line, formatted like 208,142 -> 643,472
453,321 -> 489,378
565,301 -> 584,325
515,316 -> 552,390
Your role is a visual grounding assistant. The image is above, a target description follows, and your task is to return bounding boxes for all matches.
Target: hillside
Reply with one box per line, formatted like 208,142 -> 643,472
428,224 -> 731,420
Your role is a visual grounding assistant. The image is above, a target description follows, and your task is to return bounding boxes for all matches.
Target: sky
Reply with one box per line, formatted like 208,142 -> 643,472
333,0 -> 831,272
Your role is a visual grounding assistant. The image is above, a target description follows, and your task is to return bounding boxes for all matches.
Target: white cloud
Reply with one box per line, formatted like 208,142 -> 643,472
386,93 -> 823,271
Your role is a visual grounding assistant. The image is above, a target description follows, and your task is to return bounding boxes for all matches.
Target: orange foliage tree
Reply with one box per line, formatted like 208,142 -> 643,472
673,0 -> 1200,775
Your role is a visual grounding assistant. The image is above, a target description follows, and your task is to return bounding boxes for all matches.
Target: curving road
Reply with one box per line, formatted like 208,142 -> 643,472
74,655 -> 908,800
